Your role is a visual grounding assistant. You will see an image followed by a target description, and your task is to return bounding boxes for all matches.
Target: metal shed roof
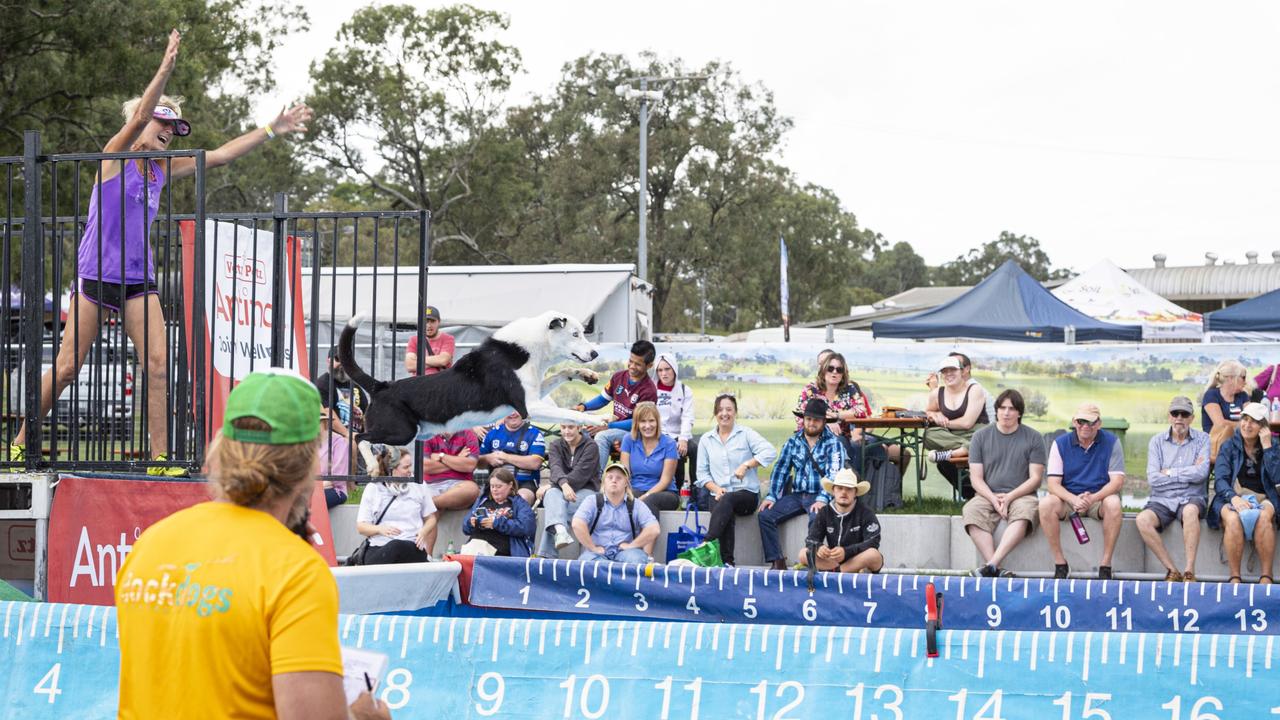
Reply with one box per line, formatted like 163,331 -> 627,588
301,263 -> 640,327
1126,263 -> 1280,302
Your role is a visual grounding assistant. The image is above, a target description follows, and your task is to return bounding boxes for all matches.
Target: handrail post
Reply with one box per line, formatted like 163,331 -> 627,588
21,131 -> 43,471
412,209 -> 431,484
190,150 -> 208,461
270,192 -> 288,367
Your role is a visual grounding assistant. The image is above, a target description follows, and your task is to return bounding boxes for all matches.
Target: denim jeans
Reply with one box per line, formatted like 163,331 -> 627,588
578,547 -> 649,564
538,488 -> 596,558
594,427 -> 629,471
758,492 -> 818,563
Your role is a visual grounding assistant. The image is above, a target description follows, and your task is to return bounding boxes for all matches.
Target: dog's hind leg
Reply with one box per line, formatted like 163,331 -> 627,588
358,440 -> 386,477
524,399 -> 609,427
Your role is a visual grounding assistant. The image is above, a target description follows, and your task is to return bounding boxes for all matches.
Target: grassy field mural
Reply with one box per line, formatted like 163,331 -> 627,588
553,340 -> 1280,504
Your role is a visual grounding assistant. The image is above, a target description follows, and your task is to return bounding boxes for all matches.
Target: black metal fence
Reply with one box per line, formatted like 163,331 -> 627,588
2,130 -> 430,474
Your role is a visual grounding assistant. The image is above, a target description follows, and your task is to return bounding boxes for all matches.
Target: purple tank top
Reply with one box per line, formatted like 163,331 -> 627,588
76,160 -> 165,284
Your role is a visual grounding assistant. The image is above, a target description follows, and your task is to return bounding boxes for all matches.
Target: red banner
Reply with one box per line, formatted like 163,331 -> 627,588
48,476 -> 336,605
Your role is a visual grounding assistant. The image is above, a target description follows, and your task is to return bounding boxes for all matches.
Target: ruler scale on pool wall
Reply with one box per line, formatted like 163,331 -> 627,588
3,601 -> 1280,718
470,556 -> 1280,635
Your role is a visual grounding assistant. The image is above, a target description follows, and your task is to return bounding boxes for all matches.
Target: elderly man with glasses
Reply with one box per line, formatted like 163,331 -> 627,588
1134,396 -> 1210,582
1038,402 -> 1126,579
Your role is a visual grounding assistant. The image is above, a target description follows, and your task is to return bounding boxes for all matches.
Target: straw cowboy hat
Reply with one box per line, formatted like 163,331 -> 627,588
821,468 -> 870,497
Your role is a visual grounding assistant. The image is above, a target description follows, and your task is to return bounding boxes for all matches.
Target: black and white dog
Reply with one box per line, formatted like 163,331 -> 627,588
338,311 -> 610,473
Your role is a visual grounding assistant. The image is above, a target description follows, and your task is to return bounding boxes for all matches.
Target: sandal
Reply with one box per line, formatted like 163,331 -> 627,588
1229,576 -> 1243,584
1183,572 -> 1196,583
1163,569 -> 1184,582
1261,575 -> 1274,585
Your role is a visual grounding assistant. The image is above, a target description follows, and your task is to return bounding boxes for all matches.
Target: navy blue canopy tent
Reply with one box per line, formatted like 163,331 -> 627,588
872,260 -> 1143,342
1204,287 -> 1280,333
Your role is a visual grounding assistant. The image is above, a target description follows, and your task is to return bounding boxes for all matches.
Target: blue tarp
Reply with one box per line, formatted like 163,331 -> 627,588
872,260 -> 1143,342
1204,287 -> 1280,332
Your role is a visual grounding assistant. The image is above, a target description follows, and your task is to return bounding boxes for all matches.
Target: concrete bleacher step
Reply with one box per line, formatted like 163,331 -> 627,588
327,505 -> 1275,581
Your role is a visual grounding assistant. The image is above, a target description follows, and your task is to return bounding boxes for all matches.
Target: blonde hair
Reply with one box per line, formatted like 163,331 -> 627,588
121,94 -> 185,122
630,402 -> 661,441
208,418 -> 318,508
1204,359 -> 1250,398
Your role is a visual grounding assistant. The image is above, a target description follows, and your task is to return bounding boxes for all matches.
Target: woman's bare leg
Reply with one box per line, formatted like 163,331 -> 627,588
122,293 -> 170,458
14,293 -> 104,445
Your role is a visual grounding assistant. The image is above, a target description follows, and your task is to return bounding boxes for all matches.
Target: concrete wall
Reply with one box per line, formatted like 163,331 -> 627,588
328,505 -> 1269,581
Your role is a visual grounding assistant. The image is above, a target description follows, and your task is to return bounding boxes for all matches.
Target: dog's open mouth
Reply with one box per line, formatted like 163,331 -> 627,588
572,352 -> 595,362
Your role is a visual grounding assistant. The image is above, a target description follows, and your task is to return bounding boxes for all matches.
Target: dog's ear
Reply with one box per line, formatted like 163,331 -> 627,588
582,315 -> 595,335
548,316 -> 566,331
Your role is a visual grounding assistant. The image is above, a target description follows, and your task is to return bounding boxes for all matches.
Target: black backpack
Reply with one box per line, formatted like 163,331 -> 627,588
589,493 -> 639,538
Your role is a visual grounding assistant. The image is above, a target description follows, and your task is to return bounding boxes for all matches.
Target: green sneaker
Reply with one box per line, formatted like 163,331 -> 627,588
147,453 -> 190,478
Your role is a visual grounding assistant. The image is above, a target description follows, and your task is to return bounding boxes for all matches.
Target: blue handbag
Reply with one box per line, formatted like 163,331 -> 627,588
664,501 -> 706,562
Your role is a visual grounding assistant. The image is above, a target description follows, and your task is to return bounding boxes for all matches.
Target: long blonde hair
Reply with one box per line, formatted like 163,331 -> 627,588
121,94 -> 185,122
207,418 -> 318,508
1204,359 -> 1249,399
630,402 -> 661,441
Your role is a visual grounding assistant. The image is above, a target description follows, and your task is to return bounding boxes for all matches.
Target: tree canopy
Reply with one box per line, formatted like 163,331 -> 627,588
3,3 -> 1077,330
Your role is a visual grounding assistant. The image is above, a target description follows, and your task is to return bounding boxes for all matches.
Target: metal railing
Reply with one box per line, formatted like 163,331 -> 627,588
2,130 -> 431,474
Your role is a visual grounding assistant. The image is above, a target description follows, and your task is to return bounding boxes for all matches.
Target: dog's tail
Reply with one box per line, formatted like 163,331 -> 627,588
338,315 -> 387,396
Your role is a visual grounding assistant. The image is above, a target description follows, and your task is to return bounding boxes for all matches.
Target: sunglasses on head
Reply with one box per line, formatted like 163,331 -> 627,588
825,365 -> 844,373
1170,410 -> 1192,419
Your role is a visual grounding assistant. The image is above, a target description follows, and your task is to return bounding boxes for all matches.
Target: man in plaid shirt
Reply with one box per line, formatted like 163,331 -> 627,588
759,397 -> 846,570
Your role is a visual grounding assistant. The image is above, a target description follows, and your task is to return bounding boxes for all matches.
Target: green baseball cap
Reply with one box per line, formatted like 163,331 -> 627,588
222,369 -> 322,445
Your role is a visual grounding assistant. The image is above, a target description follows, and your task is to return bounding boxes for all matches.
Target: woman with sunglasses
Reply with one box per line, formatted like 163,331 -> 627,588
1209,403 -> 1280,584
9,29 -> 313,475
795,353 -> 907,475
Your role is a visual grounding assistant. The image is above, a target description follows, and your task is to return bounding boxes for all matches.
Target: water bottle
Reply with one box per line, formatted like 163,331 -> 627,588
1069,512 -> 1091,544
446,540 -> 457,556
679,485 -> 691,510
1270,397 -> 1280,425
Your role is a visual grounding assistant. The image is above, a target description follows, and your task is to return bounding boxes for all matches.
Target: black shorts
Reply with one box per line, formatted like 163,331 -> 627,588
517,480 -> 538,494
78,279 -> 158,313
1144,498 -> 1205,532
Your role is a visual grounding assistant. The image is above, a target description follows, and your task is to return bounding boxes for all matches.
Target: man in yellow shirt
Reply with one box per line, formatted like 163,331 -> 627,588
116,369 -> 390,719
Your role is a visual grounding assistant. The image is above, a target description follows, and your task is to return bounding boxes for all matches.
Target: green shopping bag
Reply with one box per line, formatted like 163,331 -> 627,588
677,539 -> 723,567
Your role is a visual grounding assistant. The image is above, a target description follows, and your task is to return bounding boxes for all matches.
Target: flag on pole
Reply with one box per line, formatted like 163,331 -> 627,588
780,236 -> 791,342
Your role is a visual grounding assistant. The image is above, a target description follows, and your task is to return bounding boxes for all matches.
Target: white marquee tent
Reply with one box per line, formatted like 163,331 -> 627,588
1052,260 -> 1203,341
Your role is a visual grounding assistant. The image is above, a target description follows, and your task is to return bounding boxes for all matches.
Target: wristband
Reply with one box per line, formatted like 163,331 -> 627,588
262,124 -> 277,139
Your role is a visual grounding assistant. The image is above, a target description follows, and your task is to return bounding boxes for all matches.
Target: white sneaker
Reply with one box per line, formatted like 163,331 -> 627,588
553,527 -> 574,549
928,449 -> 952,463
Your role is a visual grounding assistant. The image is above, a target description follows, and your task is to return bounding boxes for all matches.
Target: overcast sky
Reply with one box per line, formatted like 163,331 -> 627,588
261,1 -> 1280,274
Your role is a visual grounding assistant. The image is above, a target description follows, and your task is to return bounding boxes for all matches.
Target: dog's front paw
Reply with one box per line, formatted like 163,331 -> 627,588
576,368 -> 600,384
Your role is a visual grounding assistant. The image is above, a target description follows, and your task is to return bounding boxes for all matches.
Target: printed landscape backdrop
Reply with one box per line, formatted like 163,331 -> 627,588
552,340 -> 1280,502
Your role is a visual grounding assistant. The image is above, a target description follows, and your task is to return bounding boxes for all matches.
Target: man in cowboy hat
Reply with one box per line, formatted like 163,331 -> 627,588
797,468 -> 884,573
759,396 -> 846,570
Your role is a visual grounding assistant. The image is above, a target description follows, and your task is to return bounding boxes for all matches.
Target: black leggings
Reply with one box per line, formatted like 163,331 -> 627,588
706,489 -> 759,565
641,491 -> 680,516
363,539 -> 429,565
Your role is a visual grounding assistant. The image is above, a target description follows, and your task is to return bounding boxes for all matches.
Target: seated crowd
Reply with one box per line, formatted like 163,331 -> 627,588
331,322 -> 1280,581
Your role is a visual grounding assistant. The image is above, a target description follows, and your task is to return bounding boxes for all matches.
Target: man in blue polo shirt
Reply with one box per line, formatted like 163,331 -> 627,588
1037,402 -> 1126,579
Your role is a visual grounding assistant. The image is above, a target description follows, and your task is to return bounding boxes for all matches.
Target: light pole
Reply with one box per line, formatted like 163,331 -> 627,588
615,73 -> 711,282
